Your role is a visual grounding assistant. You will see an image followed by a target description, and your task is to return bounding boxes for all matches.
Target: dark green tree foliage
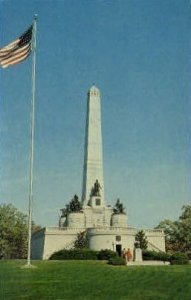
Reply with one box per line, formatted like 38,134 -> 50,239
170,252 -> 189,265
156,205 -> 191,253
142,250 -> 170,261
178,205 -> 191,251
113,198 -> 125,214
97,249 -> 117,260
74,231 -> 89,249
49,249 -> 98,260
108,256 -> 126,265
135,230 -> 148,250
156,219 -> 181,252
0,203 -> 40,259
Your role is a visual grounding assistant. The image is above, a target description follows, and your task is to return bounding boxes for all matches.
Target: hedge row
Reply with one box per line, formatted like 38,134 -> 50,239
50,249 -> 190,265
142,250 -> 171,262
170,252 -> 189,265
49,249 -> 116,260
50,249 -> 98,260
143,250 -> 189,265
97,249 -> 117,260
108,257 -> 126,266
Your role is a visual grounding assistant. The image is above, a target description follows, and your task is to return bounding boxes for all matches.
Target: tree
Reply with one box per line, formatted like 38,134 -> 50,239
135,230 -> 148,250
113,198 -> 125,214
155,219 -> 180,252
0,203 -> 40,259
74,231 -> 89,249
177,205 -> 191,252
156,205 -> 191,253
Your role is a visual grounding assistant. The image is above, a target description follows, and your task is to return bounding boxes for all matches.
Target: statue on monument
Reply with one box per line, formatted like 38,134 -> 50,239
92,179 -> 102,196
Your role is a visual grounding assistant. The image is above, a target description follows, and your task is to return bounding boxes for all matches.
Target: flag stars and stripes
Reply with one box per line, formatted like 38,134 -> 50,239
0,25 -> 33,68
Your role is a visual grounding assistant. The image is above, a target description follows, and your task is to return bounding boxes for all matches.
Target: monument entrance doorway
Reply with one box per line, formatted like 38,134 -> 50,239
116,244 -> 122,257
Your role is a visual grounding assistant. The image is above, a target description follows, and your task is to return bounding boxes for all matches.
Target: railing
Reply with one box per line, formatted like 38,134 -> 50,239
148,241 -> 164,252
45,226 -> 164,234
87,227 -> 164,234
144,229 -> 164,234
46,227 -> 86,232
88,227 -> 135,233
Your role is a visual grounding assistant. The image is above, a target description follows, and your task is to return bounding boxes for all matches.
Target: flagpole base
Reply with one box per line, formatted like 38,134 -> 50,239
21,263 -> 37,269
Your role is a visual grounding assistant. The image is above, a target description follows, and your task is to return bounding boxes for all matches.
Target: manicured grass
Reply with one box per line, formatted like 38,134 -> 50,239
0,260 -> 191,300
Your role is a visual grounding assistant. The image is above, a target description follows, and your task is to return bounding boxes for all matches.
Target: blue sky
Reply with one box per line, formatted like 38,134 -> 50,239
0,0 -> 190,228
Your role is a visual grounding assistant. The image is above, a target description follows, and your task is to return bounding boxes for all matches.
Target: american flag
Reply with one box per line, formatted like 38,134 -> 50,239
0,25 -> 33,68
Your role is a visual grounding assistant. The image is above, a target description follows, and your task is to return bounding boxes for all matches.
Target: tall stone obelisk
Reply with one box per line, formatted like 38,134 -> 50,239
82,86 -> 105,206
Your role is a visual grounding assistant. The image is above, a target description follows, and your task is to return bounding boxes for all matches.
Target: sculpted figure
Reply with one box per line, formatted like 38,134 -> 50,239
92,179 -> 101,196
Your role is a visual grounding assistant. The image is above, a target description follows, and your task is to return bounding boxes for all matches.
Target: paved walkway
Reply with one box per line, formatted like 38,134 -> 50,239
126,261 -> 170,266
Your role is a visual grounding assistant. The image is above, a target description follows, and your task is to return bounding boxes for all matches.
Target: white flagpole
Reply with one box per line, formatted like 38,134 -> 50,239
26,14 -> 37,267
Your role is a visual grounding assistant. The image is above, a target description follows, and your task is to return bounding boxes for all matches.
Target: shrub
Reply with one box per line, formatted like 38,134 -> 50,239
74,231 -> 89,249
170,252 -> 189,265
135,230 -> 148,250
108,256 -> 126,266
142,250 -> 170,262
50,248 -> 118,261
97,249 -> 117,260
49,249 -> 98,260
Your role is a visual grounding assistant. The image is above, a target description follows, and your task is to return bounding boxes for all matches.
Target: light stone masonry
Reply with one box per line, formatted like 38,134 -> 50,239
31,86 -> 166,260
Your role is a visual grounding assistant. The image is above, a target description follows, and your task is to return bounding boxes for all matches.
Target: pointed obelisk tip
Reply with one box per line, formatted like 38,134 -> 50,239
89,85 -> 100,94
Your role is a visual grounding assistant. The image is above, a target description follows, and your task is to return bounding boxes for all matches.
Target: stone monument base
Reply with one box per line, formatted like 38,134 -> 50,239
134,248 -> 142,262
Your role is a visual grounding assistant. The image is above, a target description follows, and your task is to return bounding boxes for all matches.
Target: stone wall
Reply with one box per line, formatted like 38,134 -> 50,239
31,228 -> 46,259
32,226 -> 165,260
88,227 -> 135,254
32,227 -> 85,259
145,229 -> 166,252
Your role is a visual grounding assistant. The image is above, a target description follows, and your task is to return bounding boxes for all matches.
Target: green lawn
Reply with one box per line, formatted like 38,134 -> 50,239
0,260 -> 190,300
